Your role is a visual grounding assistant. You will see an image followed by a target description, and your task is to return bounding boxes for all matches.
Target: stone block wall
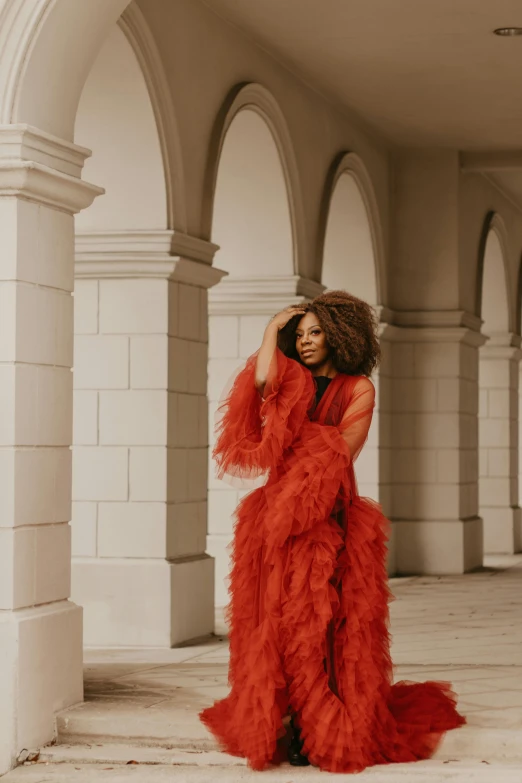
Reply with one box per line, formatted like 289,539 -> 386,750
388,323 -> 484,575
479,339 -> 522,554
71,274 -> 214,646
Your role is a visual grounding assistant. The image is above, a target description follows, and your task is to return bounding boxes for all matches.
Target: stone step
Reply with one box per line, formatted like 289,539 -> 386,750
3,759 -> 522,782
37,738 -> 522,768
55,697 -> 522,766
56,700 -> 218,751
40,744 -> 242,767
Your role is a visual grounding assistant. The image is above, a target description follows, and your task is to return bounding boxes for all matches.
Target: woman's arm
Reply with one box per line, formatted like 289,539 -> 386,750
254,322 -> 279,395
255,305 -> 306,395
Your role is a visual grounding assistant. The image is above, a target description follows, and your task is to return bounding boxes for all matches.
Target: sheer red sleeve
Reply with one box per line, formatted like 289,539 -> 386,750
262,376 -> 375,549
339,376 -> 376,462
212,348 -> 314,480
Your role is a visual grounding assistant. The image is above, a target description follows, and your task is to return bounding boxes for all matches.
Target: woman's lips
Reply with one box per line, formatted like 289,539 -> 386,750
301,350 -> 314,357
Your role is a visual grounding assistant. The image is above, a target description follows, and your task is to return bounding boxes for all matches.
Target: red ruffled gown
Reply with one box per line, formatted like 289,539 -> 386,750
200,349 -> 465,773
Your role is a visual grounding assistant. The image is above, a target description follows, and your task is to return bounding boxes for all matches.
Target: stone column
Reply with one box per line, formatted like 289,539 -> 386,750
377,314 -> 395,573
208,275 -> 324,632
72,230 -> 224,647
479,333 -> 522,554
387,311 -> 485,574
0,127 -> 101,772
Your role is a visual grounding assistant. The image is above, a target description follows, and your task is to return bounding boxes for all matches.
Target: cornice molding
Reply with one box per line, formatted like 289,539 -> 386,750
76,230 -> 219,265
379,308 -> 486,346
381,325 -> 486,347
209,275 -> 325,315
0,159 -> 103,213
0,123 -> 91,177
170,232 -> 220,265
380,308 -> 482,331
0,124 -> 101,212
460,151 -> 522,172
480,345 -> 522,361
482,331 -> 522,348
75,229 -> 224,288
480,331 -> 522,360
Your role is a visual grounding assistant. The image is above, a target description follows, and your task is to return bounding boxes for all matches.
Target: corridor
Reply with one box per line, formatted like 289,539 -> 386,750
3,0 -> 522,775
5,555 -> 522,781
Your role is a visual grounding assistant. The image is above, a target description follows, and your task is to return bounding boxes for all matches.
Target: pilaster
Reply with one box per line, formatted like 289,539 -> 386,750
72,229 -> 224,646
0,124 -> 100,774
383,309 -> 485,574
479,333 -> 522,554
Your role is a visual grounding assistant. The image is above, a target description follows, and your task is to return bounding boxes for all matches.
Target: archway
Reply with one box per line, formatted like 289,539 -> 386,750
478,215 -> 521,554
70,11 -> 214,651
75,24 -> 168,231
207,103 -> 303,628
322,172 -> 378,303
321,160 -> 381,504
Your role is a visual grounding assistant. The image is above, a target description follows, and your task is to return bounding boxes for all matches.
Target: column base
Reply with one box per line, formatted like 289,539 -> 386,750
483,507 -> 522,554
214,605 -> 228,637
394,517 -> 483,574
0,601 -> 82,774
72,555 -> 214,647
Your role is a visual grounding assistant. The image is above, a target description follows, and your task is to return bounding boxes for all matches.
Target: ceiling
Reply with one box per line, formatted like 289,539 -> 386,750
204,0 -> 522,152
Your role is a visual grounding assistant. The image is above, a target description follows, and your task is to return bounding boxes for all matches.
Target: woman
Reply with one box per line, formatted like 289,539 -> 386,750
200,290 -> 465,773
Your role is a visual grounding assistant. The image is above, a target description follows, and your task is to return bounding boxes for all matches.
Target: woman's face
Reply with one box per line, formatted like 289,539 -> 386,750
295,311 -> 330,368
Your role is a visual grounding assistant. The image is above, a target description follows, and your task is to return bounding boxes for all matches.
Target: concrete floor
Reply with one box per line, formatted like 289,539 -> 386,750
4,555 -> 522,782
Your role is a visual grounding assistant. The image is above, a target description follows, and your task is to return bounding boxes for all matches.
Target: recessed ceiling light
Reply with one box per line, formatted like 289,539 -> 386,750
493,27 -> 522,36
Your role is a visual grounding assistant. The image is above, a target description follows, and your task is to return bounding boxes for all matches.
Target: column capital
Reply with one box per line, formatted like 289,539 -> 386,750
379,307 -> 482,330
0,123 -> 103,212
378,308 -> 485,347
480,331 -> 522,361
75,229 -> 225,289
209,275 -> 325,315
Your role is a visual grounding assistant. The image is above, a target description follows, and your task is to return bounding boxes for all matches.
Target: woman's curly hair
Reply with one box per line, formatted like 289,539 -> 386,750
277,290 -> 380,377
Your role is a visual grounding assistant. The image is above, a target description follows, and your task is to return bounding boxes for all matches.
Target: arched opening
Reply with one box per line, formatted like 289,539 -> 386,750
207,106 -> 297,627
321,167 -> 381,504
480,229 -> 509,335
478,218 -> 520,555
322,172 -> 377,304
211,109 -> 294,278
75,25 -> 167,231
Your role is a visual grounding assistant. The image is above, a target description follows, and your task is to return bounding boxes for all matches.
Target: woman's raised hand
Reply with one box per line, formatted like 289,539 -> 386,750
256,306 -> 305,392
268,305 -> 306,331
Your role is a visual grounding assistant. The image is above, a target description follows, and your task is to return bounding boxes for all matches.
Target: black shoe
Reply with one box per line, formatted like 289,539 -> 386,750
288,719 -> 310,767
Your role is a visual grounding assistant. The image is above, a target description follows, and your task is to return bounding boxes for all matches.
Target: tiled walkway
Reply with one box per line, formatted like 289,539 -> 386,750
4,555 -> 522,781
